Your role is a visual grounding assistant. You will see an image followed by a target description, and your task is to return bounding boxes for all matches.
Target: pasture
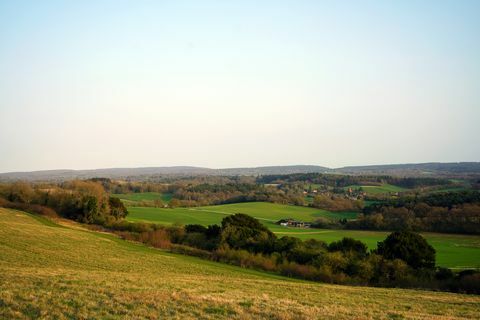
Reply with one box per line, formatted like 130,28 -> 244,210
112,192 -> 172,204
126,203 -> 480,269
1,208 -> 479,319
126,202 -> 357,227
345,184 -> 407,194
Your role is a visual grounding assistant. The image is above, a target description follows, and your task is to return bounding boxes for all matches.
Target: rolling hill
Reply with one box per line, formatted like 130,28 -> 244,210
1,162 -> 479,181
125,203 -> 480,269
1,208 -> 479,319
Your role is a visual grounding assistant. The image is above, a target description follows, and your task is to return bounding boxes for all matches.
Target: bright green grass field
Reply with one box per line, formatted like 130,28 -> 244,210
112,192 -> 173,203
127,202 -> 357,226
1,208 -> 479,319
345,184 -> 407,194
126,203 -> 480,269
274,229 -> 480,269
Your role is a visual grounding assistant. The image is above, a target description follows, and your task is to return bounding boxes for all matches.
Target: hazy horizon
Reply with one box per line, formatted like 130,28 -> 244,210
1,1 -> 479,172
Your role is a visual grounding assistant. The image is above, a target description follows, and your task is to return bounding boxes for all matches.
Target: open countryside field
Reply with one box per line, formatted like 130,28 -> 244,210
345,184 -> 408,194
274,229 -> 480,269
126,203 -> 480,269
1,208 -> 479,319
126,202 -> 357,228
112,192 -> 172,204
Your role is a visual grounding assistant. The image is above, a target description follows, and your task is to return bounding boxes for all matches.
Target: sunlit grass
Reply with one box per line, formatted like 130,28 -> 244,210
1,208 -> 479,319
126,203 -> 480,269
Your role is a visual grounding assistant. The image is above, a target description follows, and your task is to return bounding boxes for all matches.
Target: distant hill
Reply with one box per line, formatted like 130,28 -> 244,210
0,162 -> 478,181
336,162 -> 480,176
0,165 -> 329,181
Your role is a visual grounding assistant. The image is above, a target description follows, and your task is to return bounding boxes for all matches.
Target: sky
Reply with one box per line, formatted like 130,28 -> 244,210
0,0 -> 479,172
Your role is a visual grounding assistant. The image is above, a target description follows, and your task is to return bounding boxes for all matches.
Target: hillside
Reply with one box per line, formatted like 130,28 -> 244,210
125,202 -> 480,269
0,165 -> 329,181
1,162 -> 479,181
337,162 -> 480,176
1,208 -> 478,319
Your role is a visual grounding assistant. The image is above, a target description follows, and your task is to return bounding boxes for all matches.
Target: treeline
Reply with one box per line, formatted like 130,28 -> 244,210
310,194 -> 363,212
97,214 -> 479,294
257,173 -> 450,189
172,183 -> 308,207
0,180 -> 127,223
349,191 -> 480,234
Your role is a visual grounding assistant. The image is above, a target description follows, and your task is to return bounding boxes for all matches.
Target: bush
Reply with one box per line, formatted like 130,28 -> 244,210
139,229 -> 171,249
328,237 -> 368,257
456,272 -> 480,294
170,244 -> 212,259
214,248 -> 278,272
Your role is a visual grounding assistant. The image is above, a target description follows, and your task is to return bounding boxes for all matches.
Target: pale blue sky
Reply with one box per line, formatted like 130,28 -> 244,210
0,0 -> 479,172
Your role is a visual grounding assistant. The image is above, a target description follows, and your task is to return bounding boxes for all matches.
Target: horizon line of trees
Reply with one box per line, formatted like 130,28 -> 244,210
349,191 -> 480,234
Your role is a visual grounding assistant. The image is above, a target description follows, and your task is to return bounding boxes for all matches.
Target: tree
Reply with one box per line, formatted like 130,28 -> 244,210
375,231 -> 435,269
220,214 -> 276,253
7,182 -> 35,204
153,199 -> 165,208
169,198 -> 181,208
328,237 -> 368,258
109,197 -> 128,219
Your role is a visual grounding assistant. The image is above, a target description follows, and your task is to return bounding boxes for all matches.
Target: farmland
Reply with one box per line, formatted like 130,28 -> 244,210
112,192 -> 172,204
344,184 -> 408,194
126,202 -> 357,226
126,202 -> 480,269
1,208 -> 479,319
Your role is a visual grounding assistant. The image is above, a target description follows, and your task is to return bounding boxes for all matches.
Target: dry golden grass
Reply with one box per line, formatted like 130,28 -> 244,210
0,208 -> 479,319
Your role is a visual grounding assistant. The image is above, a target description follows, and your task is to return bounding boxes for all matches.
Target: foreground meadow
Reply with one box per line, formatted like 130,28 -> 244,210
0,208 -> 479,319
126,203 -> 480,269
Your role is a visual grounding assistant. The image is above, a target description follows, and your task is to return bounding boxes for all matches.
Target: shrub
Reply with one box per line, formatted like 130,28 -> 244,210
139,229 -> 171,249
328,237 -> 368,257
170,244 -> 212,259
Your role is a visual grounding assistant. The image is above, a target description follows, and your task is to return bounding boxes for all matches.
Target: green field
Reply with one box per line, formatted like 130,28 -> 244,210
1,208 -> 479,319
112,192 -> 173,203
273,229 -> 480,269
126,202 -> 480,269
345,184 -> 407,194
126,202 -> 357,226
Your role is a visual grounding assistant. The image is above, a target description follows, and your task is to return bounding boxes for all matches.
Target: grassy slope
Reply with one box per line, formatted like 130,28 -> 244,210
345,184 -> 407,194
1,208 -> 479,319
127,202 -> 357,226
126,203 -> 480,269
275,229 -> 480,269
112,192 -> 173,203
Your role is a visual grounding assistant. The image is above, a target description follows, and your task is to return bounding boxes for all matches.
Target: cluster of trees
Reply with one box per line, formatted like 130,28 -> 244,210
171,183 -> 308,207
0,180 -> 127,223
351,191 -> 480,234
99,173 -> 456,209
90,178 -> 171,194
311,194 -> 363,212
257,173 -> 450,189
91,173 -> 461,212
99,214 -> 479,293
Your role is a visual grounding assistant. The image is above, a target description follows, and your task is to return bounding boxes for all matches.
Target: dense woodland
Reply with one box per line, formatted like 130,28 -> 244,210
0,180 -> 127,224
350,191 -> 480,234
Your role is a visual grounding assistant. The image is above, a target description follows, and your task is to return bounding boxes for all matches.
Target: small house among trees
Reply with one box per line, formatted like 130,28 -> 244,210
277,218 -> 311,228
